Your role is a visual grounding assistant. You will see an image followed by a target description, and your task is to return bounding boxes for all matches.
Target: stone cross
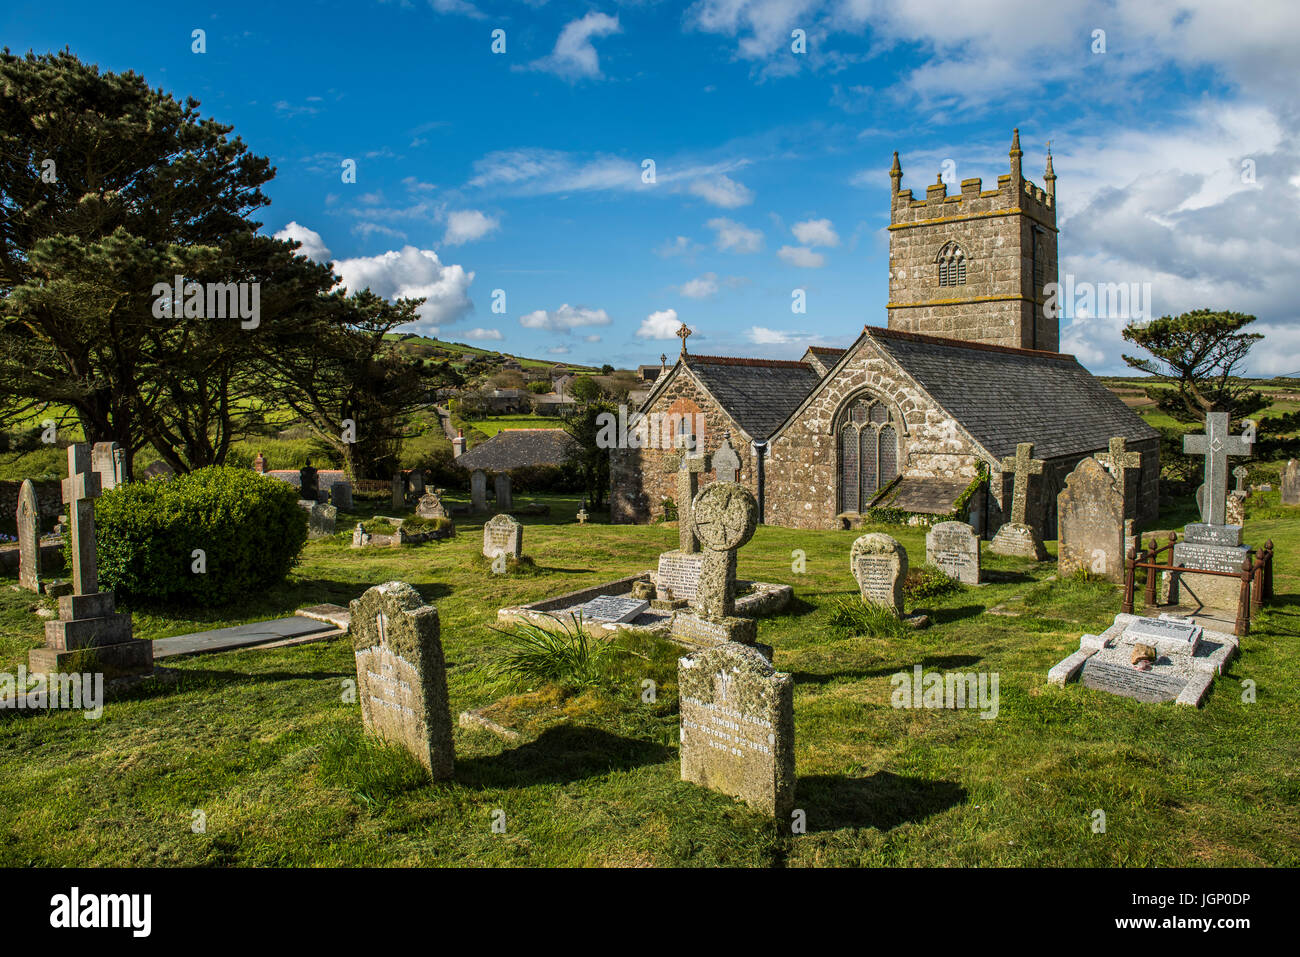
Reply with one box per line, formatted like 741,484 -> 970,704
62,443 -> 103,596
1000,442 -> 1044,526
1096,436 -> 1142,520
1233,465 -> 1248,494
1183,412 -> 1252,526
676,452 -> 709,554
676,322 -> 692,355
690,482 -> 758,620
576,507 -> 589,525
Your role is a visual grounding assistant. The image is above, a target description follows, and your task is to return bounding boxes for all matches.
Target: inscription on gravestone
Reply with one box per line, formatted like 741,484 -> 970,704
657,551 -> 704,601
482,513 -> 523,559
678,642 -> 794,818
925,521 -> 979,584
1078,659 -> 1187,704
349,581 -> 454,779
1057,457 -> 1125,583
578,596 -> 649,623
850,533 -> 907,613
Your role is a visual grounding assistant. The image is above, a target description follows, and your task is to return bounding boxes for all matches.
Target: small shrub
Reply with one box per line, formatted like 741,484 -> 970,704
489,614 -> 613,689
95,465 -> 307,605
827,596 -> 910,639
905,564 -> 963,602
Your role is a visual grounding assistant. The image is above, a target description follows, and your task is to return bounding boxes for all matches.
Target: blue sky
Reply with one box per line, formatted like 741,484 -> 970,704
5,0 -> 1298,374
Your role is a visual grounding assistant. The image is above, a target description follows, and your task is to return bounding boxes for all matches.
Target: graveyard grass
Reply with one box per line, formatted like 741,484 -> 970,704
2,493 -> 1298,867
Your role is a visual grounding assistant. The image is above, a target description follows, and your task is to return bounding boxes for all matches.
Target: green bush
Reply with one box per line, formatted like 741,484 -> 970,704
95,466 -> 308,605
826,596 -> 910,639
904,564 -> 963,602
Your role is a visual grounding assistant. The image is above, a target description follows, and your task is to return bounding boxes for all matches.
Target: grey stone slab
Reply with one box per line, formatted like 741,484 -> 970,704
1079,659 -> 1188,703
1184,523 -> 1243,547
152,616 -> 335,658
1121,617 -> 1202,657
577,596 -> 650,623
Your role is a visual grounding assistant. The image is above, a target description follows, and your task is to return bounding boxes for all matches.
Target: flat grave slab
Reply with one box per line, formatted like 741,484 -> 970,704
152,616 -> 336,659
577,595 -> 650,623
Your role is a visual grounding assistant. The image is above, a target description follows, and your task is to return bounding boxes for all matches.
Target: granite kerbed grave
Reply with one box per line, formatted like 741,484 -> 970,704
351,515 -> 455,547
1047,612 -> 1237,707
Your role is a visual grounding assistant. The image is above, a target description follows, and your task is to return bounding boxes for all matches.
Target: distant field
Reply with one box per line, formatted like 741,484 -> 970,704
465,416 -> 565,437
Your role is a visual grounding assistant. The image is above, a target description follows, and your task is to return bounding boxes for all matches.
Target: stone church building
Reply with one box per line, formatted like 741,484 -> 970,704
610,131 -> 1160,537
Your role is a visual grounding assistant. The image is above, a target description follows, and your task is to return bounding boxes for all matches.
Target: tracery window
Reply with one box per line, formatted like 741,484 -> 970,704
936,241 -> 967,287
838,394 -> 902,512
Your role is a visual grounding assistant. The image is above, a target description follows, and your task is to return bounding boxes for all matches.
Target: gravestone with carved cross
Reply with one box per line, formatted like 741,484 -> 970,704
670,482 -> 761,648
1096,436 -> 1143,522
674,451 -> 710,554
29,444 -> 154,680
1185,412 -> 1252,528
990,442 -> 1048,559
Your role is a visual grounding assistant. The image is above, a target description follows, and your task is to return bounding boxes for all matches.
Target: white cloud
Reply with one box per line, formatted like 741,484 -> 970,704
583,334 -> 602,343
546,345 -> 572,355
273,222 -> 331,262
443,209 -> 500,245
777,245 -> 825,268
638,309 -> 688,339
519,303 -> 612,332
746,326 -> 832,346
678,273 -> 720,299
687,174 -> 754,208
707,217 -> 763,253
529,12 -> 622,80
469,148 -> 641,195
462,328 -> 503,341
331,246 -> 475,334
792,217 -> 839,247
656,235 -> 702,257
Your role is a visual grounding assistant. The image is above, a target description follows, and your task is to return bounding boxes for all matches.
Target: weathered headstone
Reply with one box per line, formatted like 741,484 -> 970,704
1095,436 -> 1142,522
850,533 -> 908,614
416,491 -> 447,520
990,442 -> 1047,559
349,581 -> 454,779
712,436 -> 741,484
470,469 -> 488,512
671,483 -> 759,646
331,481 -> 353,511
1281,459 -> 1299,506
352,522 -> 371,547
299,463 -> 319,502
494,472 -> 513,511
391,474 -> 405,510
409,469 -> 425,496
91,441 -> 127,491
1184,412 -> 1252,526
307,502 -> 337,538
925,521 -> 979,584
483,513 -> 523,559
678,642 -> 794,818
29,444 -> 153,680
1057,457 -> 1125,582
657,551 -> 704,602
16,479 -> 41,592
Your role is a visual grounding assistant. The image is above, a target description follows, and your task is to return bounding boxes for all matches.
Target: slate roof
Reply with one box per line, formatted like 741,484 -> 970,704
870,476 -> 972,515
684,355 -> 823,441
861,328 -> 1159,461
455,428 -> 578,471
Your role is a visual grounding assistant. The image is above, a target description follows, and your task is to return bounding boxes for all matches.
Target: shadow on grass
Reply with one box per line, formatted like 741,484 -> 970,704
796,771 -> 966,832
771,596 -> 819,620
458,724 -> 672,788
918,604 -> 984,626
791,653 -> 985,685
980,569 -> 1038,584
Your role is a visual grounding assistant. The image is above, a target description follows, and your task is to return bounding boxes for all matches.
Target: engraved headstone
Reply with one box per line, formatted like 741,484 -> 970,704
925,521 -> 979,584
91,441 -> 127,491
349,581 -> 454,779
470,469 -> 488,512
1122,617 -> 1201,657
1281,459 -> 1299,506
482,513 -> 523,559
408,469 -> 425,496
307,502 -> 337,538
670,483 -> 759,646
391,474 -> 405,510
1057,457 -> 1125,582
16,479 -> 40,592
850,533 -> 907,613
679,642 -> 795,818
990,442 -> 1047,559
657,551 -> 704,602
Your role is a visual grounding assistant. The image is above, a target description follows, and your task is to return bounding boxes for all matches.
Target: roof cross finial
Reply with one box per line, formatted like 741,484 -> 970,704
677,322 -> 692,356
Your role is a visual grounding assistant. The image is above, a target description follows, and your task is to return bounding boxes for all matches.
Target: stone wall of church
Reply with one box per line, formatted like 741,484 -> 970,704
763,343 -> 986,530
609,368 -> 756,524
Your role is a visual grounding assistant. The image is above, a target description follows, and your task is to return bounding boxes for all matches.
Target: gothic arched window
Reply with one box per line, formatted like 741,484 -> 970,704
936,241 -> 967,287
837,394 -> 902,513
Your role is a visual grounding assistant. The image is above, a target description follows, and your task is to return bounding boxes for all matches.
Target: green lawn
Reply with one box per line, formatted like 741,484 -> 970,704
1,492 -> 1297,866
464,415 -> 563,436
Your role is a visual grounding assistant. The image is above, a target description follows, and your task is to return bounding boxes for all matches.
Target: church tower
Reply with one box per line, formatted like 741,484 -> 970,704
886,129 -> 1059,352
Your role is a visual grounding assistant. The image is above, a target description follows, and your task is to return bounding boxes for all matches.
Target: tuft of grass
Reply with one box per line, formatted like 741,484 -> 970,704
313,726 -> 432,808
826,595 -> 911,639
489,614 -> 615,690
904,564 -> 964,602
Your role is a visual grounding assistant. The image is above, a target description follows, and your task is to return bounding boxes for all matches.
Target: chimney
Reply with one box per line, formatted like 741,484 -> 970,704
452,429 -> 465,459
253,452 -> 267,473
